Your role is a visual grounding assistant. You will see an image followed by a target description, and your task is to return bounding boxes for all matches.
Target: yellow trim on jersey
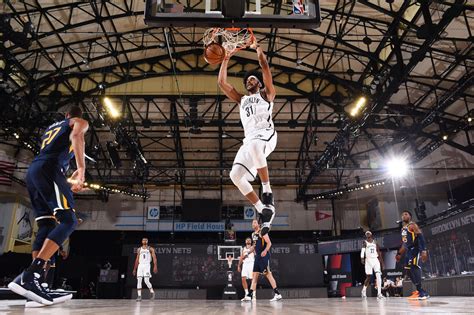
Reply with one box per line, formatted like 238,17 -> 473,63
62,195 -> 69,209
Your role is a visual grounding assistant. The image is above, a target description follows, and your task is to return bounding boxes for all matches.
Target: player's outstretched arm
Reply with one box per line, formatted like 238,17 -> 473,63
132,249 -> 139,276
151,247 -> 158,274
218,56 -> 243,103
252,41 -> 275,102
69,118 -> 89,192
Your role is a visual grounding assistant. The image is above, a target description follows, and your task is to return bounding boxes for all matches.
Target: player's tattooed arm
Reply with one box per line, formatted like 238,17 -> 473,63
252,40 -> 276,102
132,248 -> 139,276
218,56 -> 243,103
151,247 -> 158,274
247,245 -> 256,254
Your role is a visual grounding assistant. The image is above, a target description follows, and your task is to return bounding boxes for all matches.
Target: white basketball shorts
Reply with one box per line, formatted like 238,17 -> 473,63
137,263 -> 151,278
233,129 -> 277,181
365,258 -> 381,275
241,262 -> 254,279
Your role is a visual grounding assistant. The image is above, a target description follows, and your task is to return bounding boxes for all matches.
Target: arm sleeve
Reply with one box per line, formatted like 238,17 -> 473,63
417,233 -> 427,250
360,247 -> 366,259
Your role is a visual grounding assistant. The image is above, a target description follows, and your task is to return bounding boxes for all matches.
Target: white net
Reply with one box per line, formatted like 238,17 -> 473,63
203,28 -> 254,54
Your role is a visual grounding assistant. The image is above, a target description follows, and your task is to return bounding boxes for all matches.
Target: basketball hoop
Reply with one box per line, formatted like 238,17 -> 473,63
203,27 -> 255,55
226,255 -> 233,269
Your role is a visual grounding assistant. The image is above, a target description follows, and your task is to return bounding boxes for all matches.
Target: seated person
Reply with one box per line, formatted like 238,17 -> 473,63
381,277 -> 394,297
394,276 -> 403,297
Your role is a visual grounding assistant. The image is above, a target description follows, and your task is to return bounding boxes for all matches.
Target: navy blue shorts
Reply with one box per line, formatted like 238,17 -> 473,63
26,160 -> 75,219
404,248 -> 420,269
253,256 -> 271,274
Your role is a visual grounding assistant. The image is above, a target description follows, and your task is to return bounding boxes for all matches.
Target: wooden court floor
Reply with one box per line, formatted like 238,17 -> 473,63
1,297 -> 473,314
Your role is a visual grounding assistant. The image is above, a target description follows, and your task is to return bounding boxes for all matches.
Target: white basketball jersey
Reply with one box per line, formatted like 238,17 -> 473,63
242,246 -> 255,264
240,91 -> 274,138
138,246 -> 151,264
365,240 -> 378,259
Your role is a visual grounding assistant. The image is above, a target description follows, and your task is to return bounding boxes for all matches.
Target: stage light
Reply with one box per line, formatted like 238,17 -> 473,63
442,134 -> 448,141
103,97 -> 120,118
386,157 -> 408,178
468,117 -> 472,122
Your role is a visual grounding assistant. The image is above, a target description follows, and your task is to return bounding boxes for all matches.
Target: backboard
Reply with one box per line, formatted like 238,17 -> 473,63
217,245 -> 242,261
144,0 -> 321,29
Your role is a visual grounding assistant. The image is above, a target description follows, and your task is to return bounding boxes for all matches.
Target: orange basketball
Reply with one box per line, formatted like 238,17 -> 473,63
204,43 -> 225,65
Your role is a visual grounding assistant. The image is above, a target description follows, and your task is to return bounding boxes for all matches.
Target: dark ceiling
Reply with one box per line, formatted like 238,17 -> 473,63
0,0 -> 472,202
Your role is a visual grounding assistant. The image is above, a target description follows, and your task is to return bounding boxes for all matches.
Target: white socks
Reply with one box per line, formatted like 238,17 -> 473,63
361,286 -> 367,294
137,290 -> 142,297
254,200 -> 265,213
262,181 -> 272,194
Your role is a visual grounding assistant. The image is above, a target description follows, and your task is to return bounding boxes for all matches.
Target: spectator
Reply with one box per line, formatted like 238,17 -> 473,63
394,276 -> 403,297
382,277 -> 394,297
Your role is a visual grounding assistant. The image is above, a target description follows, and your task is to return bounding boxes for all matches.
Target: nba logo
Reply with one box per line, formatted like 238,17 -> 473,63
293,0 -> 304,14
244,207 -> 255,220
147,206 -> 160,220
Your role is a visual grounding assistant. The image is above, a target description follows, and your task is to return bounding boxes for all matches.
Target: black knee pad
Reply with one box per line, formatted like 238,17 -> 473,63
47,209 -> 78,246
33,218 -> 56,251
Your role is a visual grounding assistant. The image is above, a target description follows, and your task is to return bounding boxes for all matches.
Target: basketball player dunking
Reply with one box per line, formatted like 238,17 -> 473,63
237,237 -> 255,299
396,210 -> 430,300
133,238 -> 158,301
9,106 -> 88,306
218,40 -> 277,236
360,231 -> 384,299
241,219 -> 282,302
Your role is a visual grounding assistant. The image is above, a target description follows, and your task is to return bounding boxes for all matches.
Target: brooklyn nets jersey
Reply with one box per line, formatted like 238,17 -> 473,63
242,246 -> 255,264
138,246 -> 151,264
240,91 -> 274,138
364,240 -> 378,259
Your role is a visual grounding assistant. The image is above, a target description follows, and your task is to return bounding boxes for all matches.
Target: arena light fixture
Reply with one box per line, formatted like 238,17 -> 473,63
442,134 -> 448,141
349,96 -> 367,117
386,157 -> 409,178
103,97 -> 120,118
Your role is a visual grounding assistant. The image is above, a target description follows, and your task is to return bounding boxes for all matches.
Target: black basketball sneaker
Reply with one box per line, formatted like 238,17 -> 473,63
260,192 -> 275,236
25,283 -> 73,308
260,204 -> 275,236
8,271 -> 53,305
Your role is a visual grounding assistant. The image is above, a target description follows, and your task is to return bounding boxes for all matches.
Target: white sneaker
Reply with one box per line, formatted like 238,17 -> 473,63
270,294 -> 282,301
377,294 -> 386,300
25,299 -> 47,308
241,295 -> 251,302
252,294 -> 256,301
361,291 -> 367,298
